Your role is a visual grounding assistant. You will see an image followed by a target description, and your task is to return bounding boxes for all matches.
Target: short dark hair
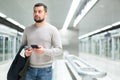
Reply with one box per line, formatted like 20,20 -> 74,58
34,3 -> 47,12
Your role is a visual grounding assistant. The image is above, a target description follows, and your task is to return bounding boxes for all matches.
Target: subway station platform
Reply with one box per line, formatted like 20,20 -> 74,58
0,53 -> 119,80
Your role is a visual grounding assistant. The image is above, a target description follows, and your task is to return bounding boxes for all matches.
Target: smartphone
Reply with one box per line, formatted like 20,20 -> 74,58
31,45 -> 39,48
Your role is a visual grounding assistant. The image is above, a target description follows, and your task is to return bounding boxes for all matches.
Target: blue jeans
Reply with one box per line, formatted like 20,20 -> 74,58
25,66 -> 52,80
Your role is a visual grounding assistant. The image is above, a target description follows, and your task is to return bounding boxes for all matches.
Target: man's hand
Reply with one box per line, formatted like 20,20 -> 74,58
24,48 -> 32,57
33,45 -> 44,54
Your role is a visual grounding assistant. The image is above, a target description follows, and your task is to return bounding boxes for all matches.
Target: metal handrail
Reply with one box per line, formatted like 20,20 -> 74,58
65,55 -> 107,79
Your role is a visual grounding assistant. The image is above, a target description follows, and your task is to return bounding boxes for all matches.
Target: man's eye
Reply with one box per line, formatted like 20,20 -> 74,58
34,11 -> 37,13
38,11 -> 41,13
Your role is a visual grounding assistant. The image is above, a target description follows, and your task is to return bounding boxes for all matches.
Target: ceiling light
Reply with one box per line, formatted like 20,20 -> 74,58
19,25 -> 25,29
62,0 -> 81,30
78,25 -> 112,39
73,0 -> 98,27
6,18 -> 20,26
6,18 -> 25,29
0,12 -> 7,18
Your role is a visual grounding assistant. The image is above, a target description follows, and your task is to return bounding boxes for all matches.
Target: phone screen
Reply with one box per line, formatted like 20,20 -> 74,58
31,45 -> 39,48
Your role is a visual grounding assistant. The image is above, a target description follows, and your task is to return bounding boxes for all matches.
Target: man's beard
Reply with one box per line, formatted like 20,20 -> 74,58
34,18 -> 44,23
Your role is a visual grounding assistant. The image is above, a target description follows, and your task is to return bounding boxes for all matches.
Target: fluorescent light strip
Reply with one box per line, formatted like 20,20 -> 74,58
112,21 -> 120,26
0,12 -> 25,30
6,18 -> 25,29
78,21 -> 120,39
0,12 -> 7,18
62,0 -> 81,30
78,25 -> 113,39
6,18 -> 20,26
73,0 -> 98,27
19,25 -> 25,29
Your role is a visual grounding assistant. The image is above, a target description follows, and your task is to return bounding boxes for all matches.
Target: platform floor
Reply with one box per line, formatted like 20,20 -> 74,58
0,53 -> 119,80
0,60 -> 12,80
79,53 -> 120,80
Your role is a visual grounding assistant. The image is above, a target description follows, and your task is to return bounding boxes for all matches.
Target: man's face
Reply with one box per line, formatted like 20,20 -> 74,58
33,6 -> 47,23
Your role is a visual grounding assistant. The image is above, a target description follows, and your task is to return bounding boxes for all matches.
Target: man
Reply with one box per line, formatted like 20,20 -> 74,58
21,3 -> 63,80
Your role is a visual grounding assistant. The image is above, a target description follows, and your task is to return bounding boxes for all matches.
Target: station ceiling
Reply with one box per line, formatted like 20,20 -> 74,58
0,0 -> 120,36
